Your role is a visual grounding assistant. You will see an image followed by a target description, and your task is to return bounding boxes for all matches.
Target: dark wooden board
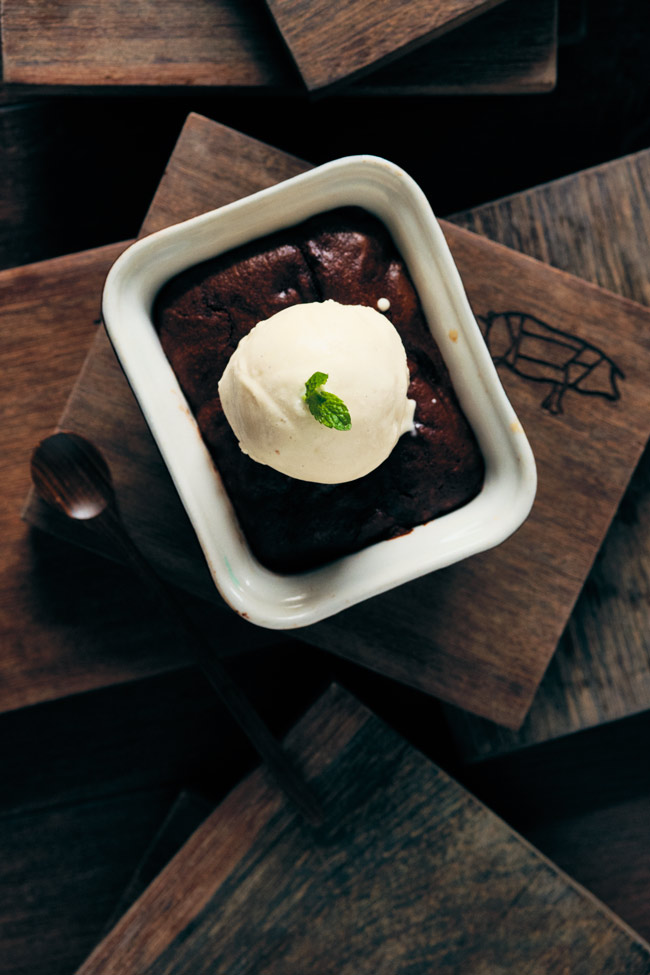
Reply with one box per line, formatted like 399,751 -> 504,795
525,793 -> 650,946
459,706 -> 650,940
101,791 -> 213,935
0,0 -> 557,94
0,649 -> 329,974
75,685 -> 650,975
444,148 -> 650,758
0,242 -> 278,715
0,0 -> 296,89
354,0 -> 557,95
263,0 -> 509,92
22,114 -> 650,729
5,638 -> 650,972
0,785 -> 173,975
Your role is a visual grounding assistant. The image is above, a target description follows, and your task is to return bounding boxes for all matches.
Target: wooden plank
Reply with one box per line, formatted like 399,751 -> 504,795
101,791 -> 213,935
0,666 -> 342,973
263,0 -> 509,92
0,242 -> 277,715
525,795 -> 650,944
4,641 -> 650,971
451,150 -> 650,303
0,649 -> 327,973
444,149 -> 650,758
22,114 -> 650,728
352,0 -> 557,95
75,685 -> 650,975
456,704 -> 650,939
0,0 -> 557,95
0,787 -> 173,975
0,0 -> 296,88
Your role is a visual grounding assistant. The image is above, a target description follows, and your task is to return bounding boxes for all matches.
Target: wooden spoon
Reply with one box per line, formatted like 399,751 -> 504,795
31,431 -> 322,825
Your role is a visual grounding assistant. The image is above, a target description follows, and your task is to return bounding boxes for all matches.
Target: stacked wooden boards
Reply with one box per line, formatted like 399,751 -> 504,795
263,0 -> 511,91
0,241 -> 278,715
0,0 -> 557,94
22,114 -> 650,729
445,148 -> 650,758
74,686 -> 650,975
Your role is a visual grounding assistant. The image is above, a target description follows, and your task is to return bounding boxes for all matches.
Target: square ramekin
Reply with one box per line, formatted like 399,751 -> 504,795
102,155 -> 536,629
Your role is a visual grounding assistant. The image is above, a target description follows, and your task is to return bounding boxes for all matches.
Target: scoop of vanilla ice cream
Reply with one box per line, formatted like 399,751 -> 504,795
218,299 -> 415,484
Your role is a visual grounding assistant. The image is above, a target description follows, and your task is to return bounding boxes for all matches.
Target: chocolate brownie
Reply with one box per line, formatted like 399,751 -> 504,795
154,207 -> 484,572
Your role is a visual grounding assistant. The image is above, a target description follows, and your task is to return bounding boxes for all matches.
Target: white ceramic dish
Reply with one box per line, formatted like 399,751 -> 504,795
102,155 -> 536,630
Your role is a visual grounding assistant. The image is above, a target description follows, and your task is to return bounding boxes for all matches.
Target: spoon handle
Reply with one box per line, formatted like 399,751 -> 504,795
92,505 -> 323,826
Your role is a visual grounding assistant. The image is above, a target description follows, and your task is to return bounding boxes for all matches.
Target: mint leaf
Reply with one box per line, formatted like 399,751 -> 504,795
304,371 -> 329,399
309,392 -> 352,431
303,372 -> 351,431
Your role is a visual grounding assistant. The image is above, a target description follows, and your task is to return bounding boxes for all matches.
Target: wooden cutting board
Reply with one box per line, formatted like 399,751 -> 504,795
263,0 -> 510,91
0,243 -> 280,716
23,114 -> 650,729
442,147 -> 650,758
0,0 -> 557,95
75,685 -> 650,975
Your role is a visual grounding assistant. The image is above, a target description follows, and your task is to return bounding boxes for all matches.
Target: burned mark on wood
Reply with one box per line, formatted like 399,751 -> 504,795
477,311 -> 624,415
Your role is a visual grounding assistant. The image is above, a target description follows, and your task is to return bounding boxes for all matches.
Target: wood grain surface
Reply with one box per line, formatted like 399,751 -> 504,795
101,791 -> 213,935
0,648 -> 328,975
0,242 -> 277,715
460,705 -> 650,939
75,685 -> 650,975
444,149 -> 650,758
263,0 -> 508,91
0,0 -> 557,95
22,114 -> 650,729
0,786 -> 173,975
0,0 -> 296,88
354,0 -> 557,95
4,637 -> 650,973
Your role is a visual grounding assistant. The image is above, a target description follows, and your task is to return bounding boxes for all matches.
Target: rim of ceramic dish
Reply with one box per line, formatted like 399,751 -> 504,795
102,154 -> 537,629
